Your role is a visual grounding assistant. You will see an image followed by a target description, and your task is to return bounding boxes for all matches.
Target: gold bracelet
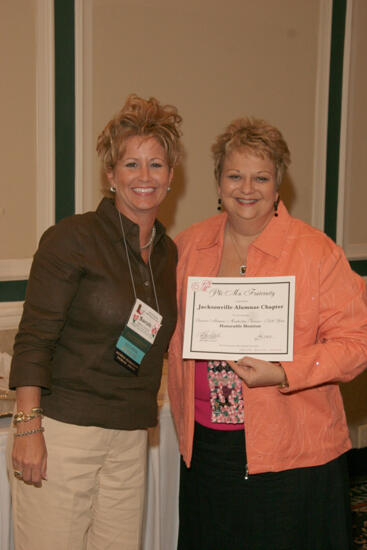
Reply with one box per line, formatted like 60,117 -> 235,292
13,408 -> 44,426
272,362 -> 289,389
14,427 -> 45,438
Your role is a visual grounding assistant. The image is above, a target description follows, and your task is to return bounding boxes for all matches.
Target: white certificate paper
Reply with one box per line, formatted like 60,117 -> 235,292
183,276 -> 295,361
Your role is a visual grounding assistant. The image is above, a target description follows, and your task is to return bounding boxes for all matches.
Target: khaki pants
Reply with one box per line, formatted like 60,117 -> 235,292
7,416 -> 147,550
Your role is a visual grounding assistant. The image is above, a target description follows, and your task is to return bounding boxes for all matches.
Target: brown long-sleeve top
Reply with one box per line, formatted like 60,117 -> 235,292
10,198 -> 177,430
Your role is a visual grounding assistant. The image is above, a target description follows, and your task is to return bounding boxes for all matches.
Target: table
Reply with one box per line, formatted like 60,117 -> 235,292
0,405 -> 179,550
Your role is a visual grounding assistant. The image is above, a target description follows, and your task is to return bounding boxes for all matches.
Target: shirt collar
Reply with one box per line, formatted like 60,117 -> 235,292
250,201 -> 291,258
96,197 -> 166,248
194,212 -> 228,250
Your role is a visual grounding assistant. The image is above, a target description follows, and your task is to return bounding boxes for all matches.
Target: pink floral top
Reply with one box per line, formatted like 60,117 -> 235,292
195,360 -> 244,430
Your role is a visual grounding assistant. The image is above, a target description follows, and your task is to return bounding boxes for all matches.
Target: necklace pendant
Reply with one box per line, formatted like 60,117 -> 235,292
240,264 -> 246,275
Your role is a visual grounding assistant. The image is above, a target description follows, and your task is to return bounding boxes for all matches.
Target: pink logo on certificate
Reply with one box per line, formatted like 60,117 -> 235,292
191,279 -> 212,292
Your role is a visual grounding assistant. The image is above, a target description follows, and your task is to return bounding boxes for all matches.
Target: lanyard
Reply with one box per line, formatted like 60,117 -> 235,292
118,211 -> 160,314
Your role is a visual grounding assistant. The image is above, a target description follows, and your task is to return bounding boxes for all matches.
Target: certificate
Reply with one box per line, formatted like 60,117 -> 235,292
183,276 -> 295,361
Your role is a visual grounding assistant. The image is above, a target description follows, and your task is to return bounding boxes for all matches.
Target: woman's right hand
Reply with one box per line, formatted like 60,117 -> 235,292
12,385 -> 47,486
12,431 -> 48,486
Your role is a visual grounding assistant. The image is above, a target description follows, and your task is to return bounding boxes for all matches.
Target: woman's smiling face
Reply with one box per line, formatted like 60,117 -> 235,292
218,149 -> 278,229
107,135 -> 173,222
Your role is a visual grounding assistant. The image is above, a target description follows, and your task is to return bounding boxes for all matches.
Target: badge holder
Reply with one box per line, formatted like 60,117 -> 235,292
115,299 -> 162,375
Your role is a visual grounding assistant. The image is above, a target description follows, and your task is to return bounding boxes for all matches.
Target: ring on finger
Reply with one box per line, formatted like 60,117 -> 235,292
14,470 -> 23,479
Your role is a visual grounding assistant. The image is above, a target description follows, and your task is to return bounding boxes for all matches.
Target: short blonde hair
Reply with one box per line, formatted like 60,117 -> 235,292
212,117 -> 291,188
96,94 -> 183,195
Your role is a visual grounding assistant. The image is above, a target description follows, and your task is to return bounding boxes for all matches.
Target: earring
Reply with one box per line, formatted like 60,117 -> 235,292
217,198 -> 222,211
273,195 -> 280,217
110,186 -> 116,193
167,186 -> 171,192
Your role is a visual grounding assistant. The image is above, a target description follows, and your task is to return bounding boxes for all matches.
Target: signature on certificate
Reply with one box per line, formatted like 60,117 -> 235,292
254,333 -> 272,341
199,331 -> 221,341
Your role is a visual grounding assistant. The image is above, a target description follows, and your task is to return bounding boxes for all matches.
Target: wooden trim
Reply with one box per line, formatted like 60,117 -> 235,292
0,260 -> 32,282
54,0 -> 75,221
36,0 -> 55,239
74,0 -> 84,214
336,0 -> 353,246
346,244 -> 367,261
0,302 -> 23,330
0,283 -> 27,303
324,0 -> 347,241
350,261 -> 367,277
311,0 -> 333,231
75,0 -> 94,214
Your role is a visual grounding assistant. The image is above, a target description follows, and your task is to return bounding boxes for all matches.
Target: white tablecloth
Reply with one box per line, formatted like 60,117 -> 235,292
0,404 -> 179,550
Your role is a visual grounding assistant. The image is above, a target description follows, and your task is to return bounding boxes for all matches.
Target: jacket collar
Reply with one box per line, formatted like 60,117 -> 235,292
194,201 -> 291,259
250,201 -> 291,259
195,211 -> 227,251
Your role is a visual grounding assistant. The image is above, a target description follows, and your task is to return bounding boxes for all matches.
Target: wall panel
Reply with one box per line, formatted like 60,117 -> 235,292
342,0 -> 367,260
0,0 -> 37,259
80,0 -> 323,236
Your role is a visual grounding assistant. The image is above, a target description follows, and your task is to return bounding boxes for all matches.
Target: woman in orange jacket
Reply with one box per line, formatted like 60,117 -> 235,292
168,117 -> 367,549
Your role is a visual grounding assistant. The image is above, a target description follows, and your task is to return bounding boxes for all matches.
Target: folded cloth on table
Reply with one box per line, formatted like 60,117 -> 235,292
0,353 -> 11,392
0,353 -> 15,415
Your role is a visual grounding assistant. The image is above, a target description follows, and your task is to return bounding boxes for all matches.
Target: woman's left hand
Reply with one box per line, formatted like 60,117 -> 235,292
228,357 -> 287,388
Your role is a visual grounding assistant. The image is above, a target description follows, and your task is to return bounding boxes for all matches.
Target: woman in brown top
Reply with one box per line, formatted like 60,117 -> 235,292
8,94 -> 182,550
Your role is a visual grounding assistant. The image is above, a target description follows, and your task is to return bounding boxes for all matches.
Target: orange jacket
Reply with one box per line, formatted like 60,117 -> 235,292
168,202 -> 367,473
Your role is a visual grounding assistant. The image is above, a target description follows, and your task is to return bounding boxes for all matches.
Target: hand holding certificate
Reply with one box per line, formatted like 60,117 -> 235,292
228,356 -> 288,388
183,276 -> 295,361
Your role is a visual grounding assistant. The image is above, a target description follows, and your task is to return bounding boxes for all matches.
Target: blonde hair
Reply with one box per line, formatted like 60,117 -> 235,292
97,94 -> 183,195
212,117 -> 290,188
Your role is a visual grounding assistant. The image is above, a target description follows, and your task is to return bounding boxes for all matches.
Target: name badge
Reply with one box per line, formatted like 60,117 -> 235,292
115,299 -> 162,375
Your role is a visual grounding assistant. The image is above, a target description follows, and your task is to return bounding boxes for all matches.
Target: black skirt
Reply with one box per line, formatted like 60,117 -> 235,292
178,422 -> 352,550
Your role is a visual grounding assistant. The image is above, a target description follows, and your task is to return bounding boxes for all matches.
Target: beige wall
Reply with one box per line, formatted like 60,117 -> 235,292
85,0 -> 321,236
0,0 -> 37,259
